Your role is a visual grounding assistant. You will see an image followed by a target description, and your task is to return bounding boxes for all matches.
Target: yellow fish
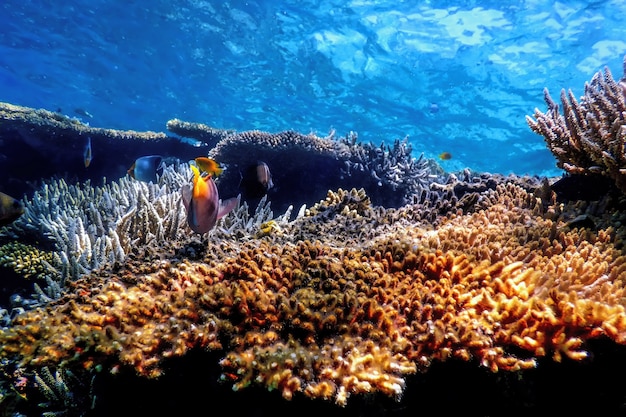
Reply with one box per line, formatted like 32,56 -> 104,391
181,164 -> 237,234
0,191 -> 24,227
438,151 -> 452,161
194,157 -> 223,177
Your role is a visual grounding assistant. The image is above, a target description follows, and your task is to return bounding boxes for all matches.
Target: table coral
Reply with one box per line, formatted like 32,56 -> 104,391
1,173 -> 626,407
166,118 -> 234,147
0,101 -> 202,201
205,128 -> 442,211
526,55 -> 626,192
0,101 -> 169,143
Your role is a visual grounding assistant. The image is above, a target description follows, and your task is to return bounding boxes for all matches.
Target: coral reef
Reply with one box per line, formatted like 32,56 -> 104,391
526,55 -> 626,192
205,128 -> 444,211
1,99 -> 444,214
0,101 -> 202,200
0,102 -> 168,142
1,168 -> 626,408
0,161 -> 294,312
0,164 -> 192,305
166,118 -> 235,147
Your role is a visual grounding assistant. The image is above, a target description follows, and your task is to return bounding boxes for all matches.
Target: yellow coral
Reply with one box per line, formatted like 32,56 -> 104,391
0,242 -> 59,280
256,220 -> 282,238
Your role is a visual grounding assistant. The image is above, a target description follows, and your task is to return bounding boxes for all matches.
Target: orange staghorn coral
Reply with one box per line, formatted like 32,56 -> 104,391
1,181 -> 626,407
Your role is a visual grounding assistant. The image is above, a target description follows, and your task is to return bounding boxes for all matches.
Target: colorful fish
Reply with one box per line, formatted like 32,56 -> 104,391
239,161 -> 274,199
181,164 -> 238,234
438,152 -> 452,160
127,155 -> 164,183
84,136 -> 92,167
0,191 -> 24,227
194,157 -> 223,177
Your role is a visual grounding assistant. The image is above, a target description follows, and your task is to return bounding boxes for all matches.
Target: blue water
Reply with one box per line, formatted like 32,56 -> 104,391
1,0 -> 625,177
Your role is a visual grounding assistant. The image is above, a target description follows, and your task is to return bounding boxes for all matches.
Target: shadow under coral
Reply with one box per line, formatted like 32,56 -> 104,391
28,339 -> 622,417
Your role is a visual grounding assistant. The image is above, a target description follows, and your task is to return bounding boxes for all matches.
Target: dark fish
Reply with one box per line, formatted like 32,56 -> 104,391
84,136 -> 92,168
127,155 -> 164,183
74,108 -> 93,118
438,152 -> 452,160
561,214 -> 596,230
551,173 -> 614,202
181,164 -> 238,234
0,191 -> 24,227
239,161 -> 274,199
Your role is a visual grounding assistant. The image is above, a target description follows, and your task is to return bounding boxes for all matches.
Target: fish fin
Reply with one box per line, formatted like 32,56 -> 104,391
127,162 -> 136,179
237,170 -> 243,189
217,195 -> 239,219
181,185 -> 192,209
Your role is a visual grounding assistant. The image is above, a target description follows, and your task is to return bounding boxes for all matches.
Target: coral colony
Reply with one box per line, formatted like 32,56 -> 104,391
0,56 -> 625,414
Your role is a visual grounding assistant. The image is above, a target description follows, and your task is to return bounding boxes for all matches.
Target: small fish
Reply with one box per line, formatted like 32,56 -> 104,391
127,155 -> 164,183
438,152 -> 452,161
239,161 -> 274,199
194,157 -> 223,177
0,191 -> 24,227
181,164 -> 238,234
74,108 -> 93,118
84,136 -> 92,167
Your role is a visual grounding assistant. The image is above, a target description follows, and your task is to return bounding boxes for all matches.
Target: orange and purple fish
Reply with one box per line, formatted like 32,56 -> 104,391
181,160 -> 238,234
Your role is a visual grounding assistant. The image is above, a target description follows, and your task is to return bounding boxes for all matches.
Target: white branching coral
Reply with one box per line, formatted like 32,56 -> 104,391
1,164 -> 189,299
1,162 -> 295,305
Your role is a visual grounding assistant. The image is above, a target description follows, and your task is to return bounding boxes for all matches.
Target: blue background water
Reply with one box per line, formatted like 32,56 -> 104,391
1,0 -> 625,177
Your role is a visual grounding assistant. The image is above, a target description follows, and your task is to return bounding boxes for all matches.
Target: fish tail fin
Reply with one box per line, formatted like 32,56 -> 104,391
181,184 -> 192,209
217,195 -> 239,219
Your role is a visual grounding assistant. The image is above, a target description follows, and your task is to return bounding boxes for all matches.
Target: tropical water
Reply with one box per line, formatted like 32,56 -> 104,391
2,0 -> 625,177
3,2 -> 626,416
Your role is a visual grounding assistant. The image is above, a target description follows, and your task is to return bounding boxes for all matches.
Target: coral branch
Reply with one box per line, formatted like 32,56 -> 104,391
526,55 -> 626,192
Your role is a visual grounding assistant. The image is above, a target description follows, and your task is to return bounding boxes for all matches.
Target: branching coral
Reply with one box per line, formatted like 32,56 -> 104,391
526,55 -> 626,192
0,163 -> 295,311
337,132 -> 441,201
1,171 -> 626,407
0,164 -> 192,303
